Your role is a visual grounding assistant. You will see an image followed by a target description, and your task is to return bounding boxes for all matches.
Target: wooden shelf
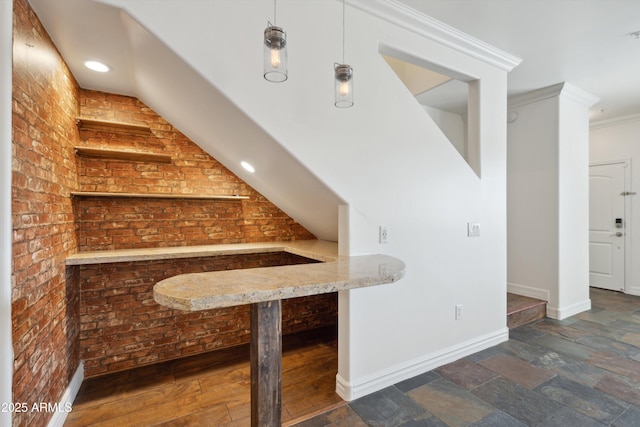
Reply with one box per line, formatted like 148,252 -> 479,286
74,146 -> 172,163
76,118 -> 152,135
70,191 -> 249,201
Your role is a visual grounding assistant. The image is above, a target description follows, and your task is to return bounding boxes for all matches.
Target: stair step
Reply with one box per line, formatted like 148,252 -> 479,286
507,293 -> 546,329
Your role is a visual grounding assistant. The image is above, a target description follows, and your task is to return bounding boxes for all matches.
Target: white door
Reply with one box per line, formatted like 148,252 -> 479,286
589,163 -> 625,291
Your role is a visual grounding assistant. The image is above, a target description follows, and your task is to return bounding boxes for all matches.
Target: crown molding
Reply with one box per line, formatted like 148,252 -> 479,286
590,113 -> 640,130
347,0 -> 522,72
508,83 -> 565,109
508,82 -> 599,109
561,82 -> 600,107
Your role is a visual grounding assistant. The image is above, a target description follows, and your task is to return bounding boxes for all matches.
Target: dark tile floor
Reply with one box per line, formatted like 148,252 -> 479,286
297,288 -> 640,427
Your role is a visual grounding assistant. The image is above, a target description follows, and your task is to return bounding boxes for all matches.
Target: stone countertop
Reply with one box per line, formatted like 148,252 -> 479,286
65,240 -> 405,311
153,253 -> 405,311
65,240 -> 340,265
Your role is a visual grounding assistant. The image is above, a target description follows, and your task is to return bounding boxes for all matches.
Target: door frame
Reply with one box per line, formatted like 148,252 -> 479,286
589,159 -> 632,293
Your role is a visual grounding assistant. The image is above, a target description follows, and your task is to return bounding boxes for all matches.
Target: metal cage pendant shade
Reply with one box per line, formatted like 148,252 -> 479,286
264,21 -> 287,82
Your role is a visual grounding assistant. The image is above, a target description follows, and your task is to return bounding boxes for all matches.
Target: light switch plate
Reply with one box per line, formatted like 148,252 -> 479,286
379,226 -> 389,244
467,222 -> 480,237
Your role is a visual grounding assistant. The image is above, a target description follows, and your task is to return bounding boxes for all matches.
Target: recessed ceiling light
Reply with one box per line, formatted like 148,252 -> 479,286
84,60 -> 111,72
241,161 -> 255,173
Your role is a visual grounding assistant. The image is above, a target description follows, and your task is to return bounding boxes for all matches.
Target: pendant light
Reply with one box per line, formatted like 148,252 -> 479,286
334,0 -> 353,107
264,0 -> 288,82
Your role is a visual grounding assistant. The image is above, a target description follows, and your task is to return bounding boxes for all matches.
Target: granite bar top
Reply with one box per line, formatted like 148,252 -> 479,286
65,240 -> 339,265
66,240 -> 405,311
154,253 -> 405,311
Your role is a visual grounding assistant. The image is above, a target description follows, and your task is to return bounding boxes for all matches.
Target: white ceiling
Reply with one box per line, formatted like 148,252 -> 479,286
29,0 -> 640,123
398,0 -> 640,122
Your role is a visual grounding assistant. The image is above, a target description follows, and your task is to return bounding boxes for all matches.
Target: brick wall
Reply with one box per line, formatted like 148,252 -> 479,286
74,90 -> 315,250
78,253 -> 337,377
72,91 -> 335,378
12,0 -> 81,425
13,3 -> 334,424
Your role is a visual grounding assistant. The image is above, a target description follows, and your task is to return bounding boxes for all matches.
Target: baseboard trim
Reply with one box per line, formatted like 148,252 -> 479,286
547,299 -> 591,320
47,361 -> 84,427
507,282 -> 549,302
627,287 -> 640,297
336,328 -> 509,401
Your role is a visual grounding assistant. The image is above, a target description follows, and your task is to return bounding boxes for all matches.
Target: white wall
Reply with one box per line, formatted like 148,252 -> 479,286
507,96 -> 559,304
557,92 -> 592,315
422,105 -> 466,158
1,0 -> 14,424
98,0 -> 516,399
508,83 -> 596,319
591,116 -> 640,296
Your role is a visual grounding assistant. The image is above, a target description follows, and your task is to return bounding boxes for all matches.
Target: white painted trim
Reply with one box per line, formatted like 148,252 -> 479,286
335,328 -> 508,401
589,159 -> 631,168
46,362 -> 84,427
507,282 -> 550,302
561,82 -> 600,108
547,299 -> 591,320
347,0 -> 522,72
508,83 -> 565,108
509,82 -> 599,109
591,113 -> 640,130
0,1 -> 13,426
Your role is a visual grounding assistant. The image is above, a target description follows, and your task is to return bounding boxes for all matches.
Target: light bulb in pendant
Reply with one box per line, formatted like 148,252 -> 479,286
339,80 -> 350,97
270,48 -> 281,68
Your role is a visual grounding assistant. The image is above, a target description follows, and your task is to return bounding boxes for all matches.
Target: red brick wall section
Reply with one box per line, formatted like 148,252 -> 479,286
79,253 -> 337,377
74,90 -> 316,250
12,3 -> 329,423
12,0 -> 81,426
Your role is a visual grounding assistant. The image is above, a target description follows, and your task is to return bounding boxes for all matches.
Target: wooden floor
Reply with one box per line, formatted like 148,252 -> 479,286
64,326 -> 343,427
65,295 -> 549,427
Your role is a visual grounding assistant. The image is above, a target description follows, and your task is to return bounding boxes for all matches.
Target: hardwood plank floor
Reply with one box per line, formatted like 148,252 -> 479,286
64,326 -> 343,427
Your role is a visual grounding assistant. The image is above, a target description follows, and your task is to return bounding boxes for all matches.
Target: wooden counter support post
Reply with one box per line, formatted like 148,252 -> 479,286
151,246 -> 405,426
250,300 -> 282,427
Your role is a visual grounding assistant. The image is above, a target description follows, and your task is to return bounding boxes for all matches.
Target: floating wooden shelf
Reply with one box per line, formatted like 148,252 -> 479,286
74,146 -> 172,163
71,191 -> 249,201
76,118 -> 152,135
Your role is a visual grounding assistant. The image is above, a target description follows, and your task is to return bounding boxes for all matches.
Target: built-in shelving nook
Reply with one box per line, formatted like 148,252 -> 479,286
72,117 -> 250,203
68,104 -> 333,378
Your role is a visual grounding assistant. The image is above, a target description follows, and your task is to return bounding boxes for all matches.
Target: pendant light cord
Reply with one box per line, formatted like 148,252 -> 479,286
274,0 -> 277,25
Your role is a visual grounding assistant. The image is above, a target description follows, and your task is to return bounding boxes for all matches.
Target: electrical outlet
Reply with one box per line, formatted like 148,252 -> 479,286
467,222 -> 480,237
455,304 -> 463,320
379,226 -> 389,244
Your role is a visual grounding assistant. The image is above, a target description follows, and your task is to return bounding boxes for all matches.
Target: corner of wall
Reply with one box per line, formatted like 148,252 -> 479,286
46,363 -> 84,427
506,282 -> 550,302
336,327 -> 509,401
1,1 -> 14,425
546,298 -> 591,320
